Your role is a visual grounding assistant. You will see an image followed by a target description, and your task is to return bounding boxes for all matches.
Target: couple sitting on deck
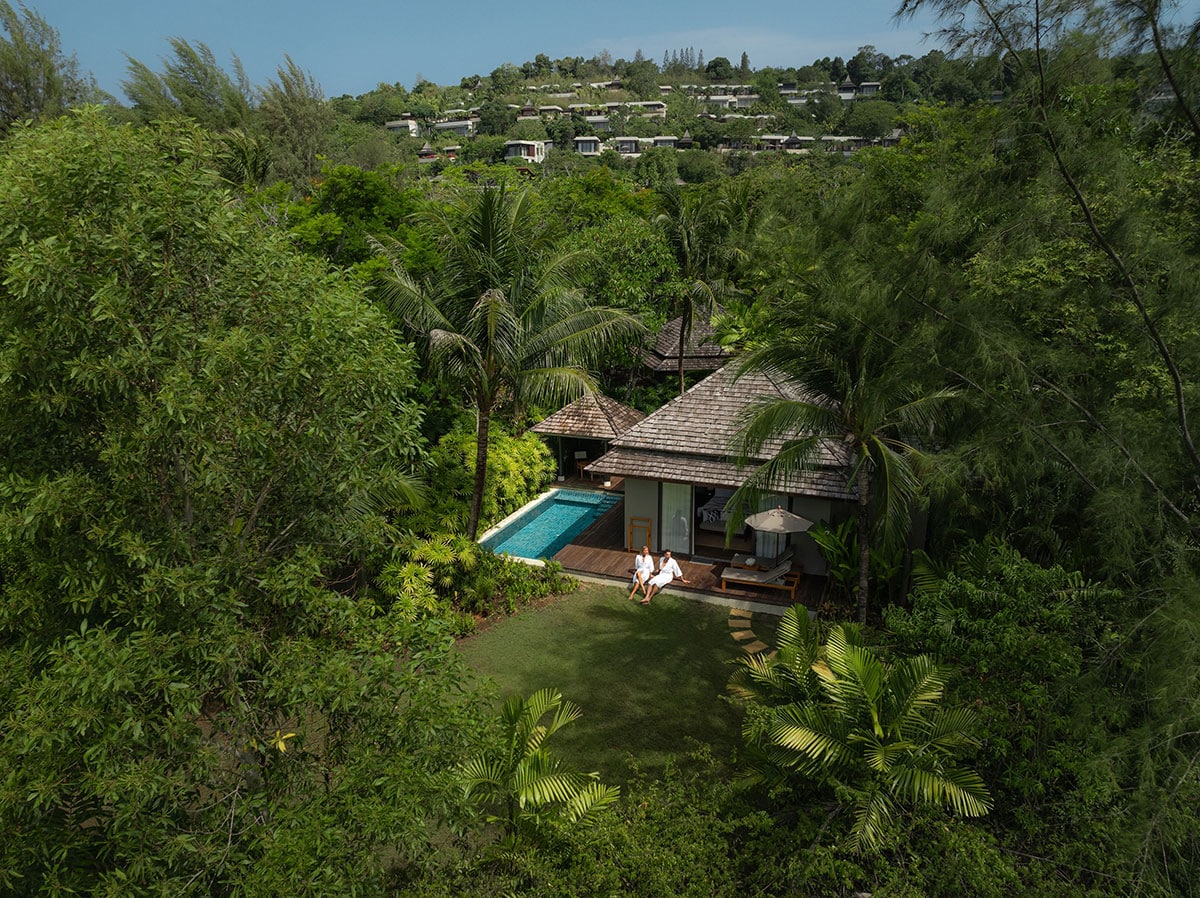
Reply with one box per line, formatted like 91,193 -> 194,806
628,546 -> 690,605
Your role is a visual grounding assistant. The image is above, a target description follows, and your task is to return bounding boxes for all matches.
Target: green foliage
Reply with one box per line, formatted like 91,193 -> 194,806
731,614 -> 991,852
122,38 -> 253,130
400,750 -> 760,898
425,424 -> 557,532
0,111 -> 486,893
623,59 -> 661,99
676,147 -> 725,183
259,54 -> 334,185
535,166 -> 654,229
560,212 -> 678,311
476,98 -> 517,136
0,0 -> 94,130
456,133 -> 507,164
809,519 -> 860,604
705,56 -> 735,81
842,99 -> 900,139
460,688 -> 620,844
375,184 -> 642,538
214,127 -> 272,189
631,145 -> 679,189
287,164 -> 434,276
885,542 -> 1126,853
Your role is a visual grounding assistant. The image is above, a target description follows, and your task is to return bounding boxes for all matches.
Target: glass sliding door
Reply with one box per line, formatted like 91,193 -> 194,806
661,481 -> 693,555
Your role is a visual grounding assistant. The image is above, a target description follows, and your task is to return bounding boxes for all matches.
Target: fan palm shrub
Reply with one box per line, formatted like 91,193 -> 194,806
461,688 -> 619,849
731,613 -> 992,852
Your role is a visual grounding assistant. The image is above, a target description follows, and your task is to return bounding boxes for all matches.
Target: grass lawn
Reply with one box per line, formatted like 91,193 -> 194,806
456,581 -> 763,784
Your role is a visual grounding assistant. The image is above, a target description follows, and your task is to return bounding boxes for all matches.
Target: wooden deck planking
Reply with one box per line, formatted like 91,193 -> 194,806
553,500 -> 823,610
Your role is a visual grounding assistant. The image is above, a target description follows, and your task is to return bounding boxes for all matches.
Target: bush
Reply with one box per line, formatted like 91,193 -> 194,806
884,541 -> 1129,883
424,424 -> 557,532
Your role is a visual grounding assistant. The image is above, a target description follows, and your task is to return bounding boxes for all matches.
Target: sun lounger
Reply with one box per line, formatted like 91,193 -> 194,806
720,560 -> 802,600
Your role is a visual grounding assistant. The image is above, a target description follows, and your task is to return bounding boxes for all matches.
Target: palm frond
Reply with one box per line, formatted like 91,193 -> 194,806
562,781 -> 621,826
888,762 -> 992,817
851,788 -> 900,852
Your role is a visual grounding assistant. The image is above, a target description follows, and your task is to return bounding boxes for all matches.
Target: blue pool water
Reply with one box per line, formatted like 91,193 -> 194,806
480,489 -> 620,560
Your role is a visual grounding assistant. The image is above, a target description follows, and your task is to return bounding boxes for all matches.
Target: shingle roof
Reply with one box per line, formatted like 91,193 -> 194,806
590,448 -> 852,499
531,392 -> 646,440
586,365 -> 853,500
643,314 -> 729,372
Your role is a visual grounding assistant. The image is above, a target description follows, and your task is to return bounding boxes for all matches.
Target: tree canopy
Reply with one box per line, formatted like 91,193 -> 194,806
0,111 -> 483,894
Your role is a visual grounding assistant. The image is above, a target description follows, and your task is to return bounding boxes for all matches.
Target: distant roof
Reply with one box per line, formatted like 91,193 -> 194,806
531,392 -> 645,441
587,365 -> 853,499
644,314 -> 730,372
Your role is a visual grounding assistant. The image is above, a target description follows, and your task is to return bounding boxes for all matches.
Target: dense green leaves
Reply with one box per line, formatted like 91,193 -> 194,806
0,0 -> 93,131
0,111 -> 483,895
731,613 -> 991,852
461,688 -> 620,842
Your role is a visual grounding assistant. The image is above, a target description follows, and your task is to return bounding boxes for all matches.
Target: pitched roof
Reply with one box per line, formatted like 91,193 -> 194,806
587,365 -> 853,500
531,392 -> 646,440
643,314 -> 730,372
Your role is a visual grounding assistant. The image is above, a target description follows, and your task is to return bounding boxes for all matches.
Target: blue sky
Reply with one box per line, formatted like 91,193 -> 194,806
34,0 -> 950,100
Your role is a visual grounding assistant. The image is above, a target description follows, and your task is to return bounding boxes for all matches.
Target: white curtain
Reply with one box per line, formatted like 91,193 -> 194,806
661,481 -> 693,555
754,493 -> 789,559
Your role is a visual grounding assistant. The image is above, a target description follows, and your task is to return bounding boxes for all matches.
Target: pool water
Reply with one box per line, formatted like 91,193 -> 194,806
480,489 -> 620,560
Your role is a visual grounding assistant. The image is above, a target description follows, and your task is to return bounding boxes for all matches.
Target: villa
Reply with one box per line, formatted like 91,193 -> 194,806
504,139 -> 550,163
583,365 -> 854,576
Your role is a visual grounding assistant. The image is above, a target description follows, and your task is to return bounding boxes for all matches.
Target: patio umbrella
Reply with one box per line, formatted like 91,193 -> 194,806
744,506 -> 814,534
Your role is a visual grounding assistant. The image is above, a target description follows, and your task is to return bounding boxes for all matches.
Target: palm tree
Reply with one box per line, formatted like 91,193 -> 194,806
732,618 -> 992,851
728,604 -> 823,709
376,184 -> 641,539
654,185 -> 732,395
733,328 -> 958,623
460,688 -> 619,843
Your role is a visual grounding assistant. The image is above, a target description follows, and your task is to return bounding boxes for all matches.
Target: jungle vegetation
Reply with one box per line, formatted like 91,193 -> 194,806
2,0 -> 1200,895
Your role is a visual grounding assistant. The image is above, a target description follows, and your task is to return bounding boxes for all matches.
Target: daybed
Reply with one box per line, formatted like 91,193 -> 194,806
720,560 -> 803,601
696,487 -> 741,533
729,546 -> 794,571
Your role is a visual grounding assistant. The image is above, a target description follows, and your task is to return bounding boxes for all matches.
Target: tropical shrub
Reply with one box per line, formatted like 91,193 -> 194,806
424,424 -> 557,532
460,688 -> 620,848
398,749 -> 764,898
884,541 -> 1126,872
730,609 -> 992,852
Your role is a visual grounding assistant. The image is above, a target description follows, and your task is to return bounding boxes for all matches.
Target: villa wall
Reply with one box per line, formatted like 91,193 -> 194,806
792,495 -> 835,576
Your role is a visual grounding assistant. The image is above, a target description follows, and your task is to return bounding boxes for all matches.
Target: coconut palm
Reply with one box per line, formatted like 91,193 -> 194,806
460,688 -> 619,843
733,328 -> 958,623
733,618 -> 992,852
654,185 -> 733,395
376,184 -> 642,539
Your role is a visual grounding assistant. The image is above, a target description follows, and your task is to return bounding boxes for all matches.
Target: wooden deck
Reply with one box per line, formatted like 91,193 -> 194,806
553,499 -> 825,611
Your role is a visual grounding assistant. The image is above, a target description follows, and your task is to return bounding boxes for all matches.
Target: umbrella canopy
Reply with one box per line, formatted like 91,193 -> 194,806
744,506 -> 814,534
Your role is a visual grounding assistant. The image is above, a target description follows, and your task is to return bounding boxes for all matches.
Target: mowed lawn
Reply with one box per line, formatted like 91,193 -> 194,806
455,582 -> 758,783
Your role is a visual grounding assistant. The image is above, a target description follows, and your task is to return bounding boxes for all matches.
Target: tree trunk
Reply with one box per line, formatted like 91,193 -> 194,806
468,406 -> 492,541
856,460 -> 871,625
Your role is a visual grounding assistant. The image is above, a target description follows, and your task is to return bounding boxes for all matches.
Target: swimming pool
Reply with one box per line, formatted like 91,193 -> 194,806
480,489 -> 620,560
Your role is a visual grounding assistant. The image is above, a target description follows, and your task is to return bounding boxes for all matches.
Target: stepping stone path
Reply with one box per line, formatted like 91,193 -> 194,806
727,607 -> 769,655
